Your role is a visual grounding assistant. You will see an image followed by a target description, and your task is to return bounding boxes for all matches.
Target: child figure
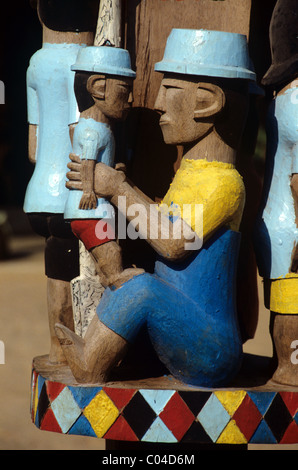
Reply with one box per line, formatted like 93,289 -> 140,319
64,46 -> 143,288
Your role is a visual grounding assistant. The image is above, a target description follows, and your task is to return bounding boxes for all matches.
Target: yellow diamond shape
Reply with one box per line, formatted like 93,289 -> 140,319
84,390 -> 119,437
214,390 -> 246,416
216,420 -> 247,444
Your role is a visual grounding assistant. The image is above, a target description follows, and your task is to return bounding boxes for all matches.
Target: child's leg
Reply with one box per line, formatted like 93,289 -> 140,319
91,241 -> 123,285
71,219 -> 143,288
91,241 -> 144,288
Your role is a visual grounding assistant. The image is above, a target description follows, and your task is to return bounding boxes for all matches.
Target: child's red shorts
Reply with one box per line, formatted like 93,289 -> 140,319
71,219 -> 116,251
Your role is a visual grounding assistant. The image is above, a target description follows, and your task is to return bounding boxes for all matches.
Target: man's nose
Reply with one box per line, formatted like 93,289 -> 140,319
128,91 -> 133,104
154,86 -> 166,114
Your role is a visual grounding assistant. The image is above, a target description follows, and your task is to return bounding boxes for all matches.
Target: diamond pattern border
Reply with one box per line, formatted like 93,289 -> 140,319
30,367 -> 298,445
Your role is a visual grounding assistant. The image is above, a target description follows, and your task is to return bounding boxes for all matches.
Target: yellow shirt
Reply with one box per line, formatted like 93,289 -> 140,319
161,158 -> 245,241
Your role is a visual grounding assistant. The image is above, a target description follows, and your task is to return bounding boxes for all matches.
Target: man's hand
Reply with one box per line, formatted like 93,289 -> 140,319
66,152 -> 126,199
66,153 -> 83,190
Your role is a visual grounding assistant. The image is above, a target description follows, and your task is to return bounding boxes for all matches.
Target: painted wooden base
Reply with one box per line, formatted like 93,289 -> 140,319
31,355 -> 298,445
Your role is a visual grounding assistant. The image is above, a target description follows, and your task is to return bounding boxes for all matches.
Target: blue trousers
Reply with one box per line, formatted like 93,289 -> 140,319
97,229 -> 243,387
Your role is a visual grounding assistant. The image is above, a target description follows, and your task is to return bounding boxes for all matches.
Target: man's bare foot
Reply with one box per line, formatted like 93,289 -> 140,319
55,316 -> 129,384
54,323 -> 93,383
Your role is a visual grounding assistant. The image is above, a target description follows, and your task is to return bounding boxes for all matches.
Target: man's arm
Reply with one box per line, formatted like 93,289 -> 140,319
66,155 -> 200,261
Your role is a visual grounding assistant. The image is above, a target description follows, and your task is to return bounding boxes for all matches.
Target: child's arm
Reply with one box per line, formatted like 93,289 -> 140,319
78,128 -> 99,210
79,159 -> 97,210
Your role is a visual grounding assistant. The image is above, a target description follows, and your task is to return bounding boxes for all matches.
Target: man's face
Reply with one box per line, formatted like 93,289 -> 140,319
154,76 -> 214,145
95,76 -> 133,121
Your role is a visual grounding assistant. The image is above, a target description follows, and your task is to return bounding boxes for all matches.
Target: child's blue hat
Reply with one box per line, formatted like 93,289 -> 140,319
72,46 -> 136,78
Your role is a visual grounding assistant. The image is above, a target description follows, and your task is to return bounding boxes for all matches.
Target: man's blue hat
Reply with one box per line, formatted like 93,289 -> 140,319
155,29 -> 256,81
72,46 -> 136,78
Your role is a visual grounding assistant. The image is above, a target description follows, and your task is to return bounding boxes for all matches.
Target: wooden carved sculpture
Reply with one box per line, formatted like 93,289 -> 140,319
55,29 -> 255,388
254,0 -> 298,386
23,0 -> 98,363
64,46 -> 145,289
63,1 -> 144,338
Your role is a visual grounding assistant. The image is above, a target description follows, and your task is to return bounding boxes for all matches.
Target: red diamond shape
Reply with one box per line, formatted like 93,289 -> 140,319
40,407 -> 62,433
280,420 -> 298,444
103,387 -> 136,411
104,415 -> 139,442
159,392 -> 195,441
233,394 -> 262,441
280,392 -> 298,417
46,381 -> 66,403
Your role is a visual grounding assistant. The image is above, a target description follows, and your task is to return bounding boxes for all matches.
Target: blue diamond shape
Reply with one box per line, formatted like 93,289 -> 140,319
249,420 -> 277,444
51,387 -> 82,433
141,417 -> 177,443
139,389 -> 175,415
68,414 -> 97,438
68,385 -> 102,410
197,394 -> 230,442
247,391 -> 276,416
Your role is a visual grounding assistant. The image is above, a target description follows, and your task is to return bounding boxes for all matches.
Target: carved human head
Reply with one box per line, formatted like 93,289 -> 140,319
72,46 -> 136,120
86,74 -> 133,120
154,29 -> 255,148
154,74 -> 226,145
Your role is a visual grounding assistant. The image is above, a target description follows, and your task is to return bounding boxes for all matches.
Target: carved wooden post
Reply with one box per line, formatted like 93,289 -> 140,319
94,0 -> 122,47
254,0 -> 298,386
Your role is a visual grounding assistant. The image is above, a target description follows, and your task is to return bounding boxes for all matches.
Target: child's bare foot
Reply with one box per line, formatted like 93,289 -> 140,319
110,268 -> 144,288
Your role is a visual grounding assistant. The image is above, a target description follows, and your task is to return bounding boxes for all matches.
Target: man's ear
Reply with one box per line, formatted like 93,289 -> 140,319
87,75 -> 106,100
194,83 -> 225,119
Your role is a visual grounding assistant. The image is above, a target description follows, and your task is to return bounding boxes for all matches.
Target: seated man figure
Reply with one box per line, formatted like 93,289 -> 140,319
56,30 -> 255,388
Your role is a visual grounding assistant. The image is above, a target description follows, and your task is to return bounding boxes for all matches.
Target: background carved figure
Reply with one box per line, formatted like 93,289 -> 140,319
254,0 -> 298,386
23,0 -> 98,363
